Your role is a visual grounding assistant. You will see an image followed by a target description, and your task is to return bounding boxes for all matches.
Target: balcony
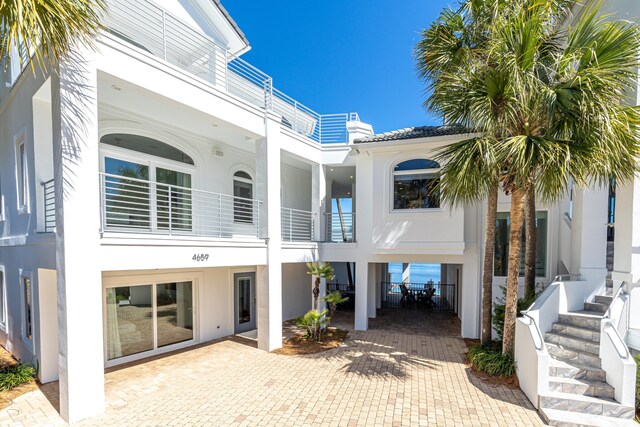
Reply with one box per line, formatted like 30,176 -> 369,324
281,208 -> 315,243
99,173 -> 262,240
42,179 -> 56,233
103,0 -> 359,144
324,213 -> 355,243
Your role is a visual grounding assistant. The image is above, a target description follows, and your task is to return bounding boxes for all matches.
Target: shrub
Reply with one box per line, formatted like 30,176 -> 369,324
492,285 -> 538,341
321,291 -> 349,318
467,342 -> 516,377
296,309 -> 329,341
0,364 -> 36,391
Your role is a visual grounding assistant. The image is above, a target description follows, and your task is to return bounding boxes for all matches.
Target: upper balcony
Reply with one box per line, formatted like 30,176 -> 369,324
103,0 -> 359,144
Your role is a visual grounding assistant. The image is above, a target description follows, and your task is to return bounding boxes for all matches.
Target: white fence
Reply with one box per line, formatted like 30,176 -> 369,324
281,208 -> 315,242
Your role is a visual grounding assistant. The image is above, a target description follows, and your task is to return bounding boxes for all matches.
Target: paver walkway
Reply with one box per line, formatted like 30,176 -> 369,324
0,310 -> 543,426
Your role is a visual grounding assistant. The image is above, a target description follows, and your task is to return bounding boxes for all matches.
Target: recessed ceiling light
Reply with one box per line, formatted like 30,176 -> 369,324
347,192 -> 351,195
111,84 -> 122,91
211,123 -> 219,127
330,168 -> 334,171
350,176 -> 353,179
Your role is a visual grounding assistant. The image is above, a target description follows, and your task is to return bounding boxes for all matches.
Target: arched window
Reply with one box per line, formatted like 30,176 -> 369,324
393,159 -> 440,210
233,171 -> 254,223
101,133 -> 194,165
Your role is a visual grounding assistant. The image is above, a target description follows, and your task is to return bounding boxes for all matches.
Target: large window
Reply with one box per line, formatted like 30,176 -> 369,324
393,159 -> 440,210
494,211 -> 548,277
233,171 -> 254,223
101,134 -> 194,233
105,281 -> 194,362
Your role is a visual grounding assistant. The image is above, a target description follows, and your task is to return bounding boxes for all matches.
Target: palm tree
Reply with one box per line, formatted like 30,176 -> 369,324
1,0 -> 106,70
524,184 -> 536,300
421,0 -> 640,356
306,262 -> 335,310
416,0 -> 506,345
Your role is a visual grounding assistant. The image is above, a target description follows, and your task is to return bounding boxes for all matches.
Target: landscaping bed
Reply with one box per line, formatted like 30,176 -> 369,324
274,328 -> 348,356
464,339 -> 519,389
0,347 -> 37,410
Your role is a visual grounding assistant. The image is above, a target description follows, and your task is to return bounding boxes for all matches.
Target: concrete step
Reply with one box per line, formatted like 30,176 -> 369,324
549,357 -> 606,382
539,391 -> 634,418
559,313 -> 602,331
547,343 -> 601,368
552,323 -> 600,342
548,377 -> 615,399
540,408 -> 638,427
545,332 -> 600,355
594,295 -> 613,305
584,302 -> 609,314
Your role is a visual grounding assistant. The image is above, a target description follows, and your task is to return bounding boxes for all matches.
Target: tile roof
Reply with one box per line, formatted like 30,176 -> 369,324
354,125 -> 471,144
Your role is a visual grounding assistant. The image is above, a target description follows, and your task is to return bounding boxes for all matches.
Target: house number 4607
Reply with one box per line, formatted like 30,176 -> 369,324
192,254 -> 209,262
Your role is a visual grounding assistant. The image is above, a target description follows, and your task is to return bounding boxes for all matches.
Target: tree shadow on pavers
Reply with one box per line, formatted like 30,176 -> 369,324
464,367 -> 538,411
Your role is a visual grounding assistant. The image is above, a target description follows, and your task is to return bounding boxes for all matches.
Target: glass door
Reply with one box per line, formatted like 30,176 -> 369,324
234,273 -> 256,333
105,280 -> 195,363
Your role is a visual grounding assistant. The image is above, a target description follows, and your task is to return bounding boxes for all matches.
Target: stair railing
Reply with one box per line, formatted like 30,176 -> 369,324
599,281 -> 635,407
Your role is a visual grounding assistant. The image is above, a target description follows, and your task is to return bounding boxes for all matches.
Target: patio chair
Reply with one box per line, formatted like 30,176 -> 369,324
399,284 -> 415,307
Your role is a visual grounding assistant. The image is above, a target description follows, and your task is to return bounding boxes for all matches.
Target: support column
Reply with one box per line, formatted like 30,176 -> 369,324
256,114 -> 282,352
52,50 -> 105,423
613,177 -> 640,284
460,257 -> 480,338
570,186 -> 608,283
312,163 -> 326,242
355,261 -> 368,330
367,263 -> 376,318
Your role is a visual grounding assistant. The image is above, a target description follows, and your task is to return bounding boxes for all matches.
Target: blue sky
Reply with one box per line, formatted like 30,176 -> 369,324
223,1 -> 455,133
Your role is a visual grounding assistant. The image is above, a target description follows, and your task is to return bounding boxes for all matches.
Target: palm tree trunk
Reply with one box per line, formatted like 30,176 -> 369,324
481,183 -> 499,344
524,183 -> 537,300
502,188 -> 526,356
313,277 -> 321,310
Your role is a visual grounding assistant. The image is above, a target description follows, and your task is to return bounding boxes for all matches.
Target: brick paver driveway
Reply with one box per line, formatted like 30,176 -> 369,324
0,309 -> 542,426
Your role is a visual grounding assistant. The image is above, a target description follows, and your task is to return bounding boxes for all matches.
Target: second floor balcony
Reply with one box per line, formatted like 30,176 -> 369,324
99,172 -> 262,240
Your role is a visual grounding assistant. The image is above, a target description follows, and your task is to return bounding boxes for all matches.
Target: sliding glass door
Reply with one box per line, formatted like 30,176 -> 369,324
105,281 -> 194,363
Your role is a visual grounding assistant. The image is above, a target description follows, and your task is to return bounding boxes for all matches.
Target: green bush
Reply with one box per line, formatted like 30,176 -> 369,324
0,364 -> 36,391
492,285 -> 538,341
296,309 -> 329,341
467,342 -> 516,377
321,291 -> 349,318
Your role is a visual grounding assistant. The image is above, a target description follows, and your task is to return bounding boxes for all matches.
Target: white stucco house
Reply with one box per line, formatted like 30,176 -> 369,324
0,0 -> 638,425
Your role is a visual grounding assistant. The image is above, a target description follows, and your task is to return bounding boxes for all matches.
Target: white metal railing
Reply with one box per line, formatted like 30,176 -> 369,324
41,179 -> 56,233
103,0 -> 359,144
281,208 -> 314,242
600,281 -> 636,407
99,173 -> 262,239
324,212 -> 355,242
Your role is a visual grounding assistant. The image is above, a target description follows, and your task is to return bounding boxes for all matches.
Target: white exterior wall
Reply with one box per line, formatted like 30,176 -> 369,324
282,263 -> 312,321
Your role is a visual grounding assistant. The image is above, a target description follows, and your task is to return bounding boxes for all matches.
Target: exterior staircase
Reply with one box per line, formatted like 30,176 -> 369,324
539,295 -> 637,426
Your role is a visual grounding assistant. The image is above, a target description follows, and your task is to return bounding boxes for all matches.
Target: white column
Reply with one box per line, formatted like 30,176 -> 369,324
570,186 -> 608,283
36,269 -> 58,384
613,177 -> 640,284
355,261 -> 368,330
367,263 -> 376,318
256,114 -> 282,352
52,50 -> 105,423
460,257 -> 480,338
312,164 -> 326,242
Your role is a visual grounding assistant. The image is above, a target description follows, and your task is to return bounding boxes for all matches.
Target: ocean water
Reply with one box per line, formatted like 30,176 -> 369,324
388,263 -> 441,284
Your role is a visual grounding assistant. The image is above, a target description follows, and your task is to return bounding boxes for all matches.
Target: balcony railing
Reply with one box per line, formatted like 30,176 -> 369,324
324,212 -> 355,243
99,173 -> 262,239
281,208 -> 315,242
103,0 -> 359,144
42,179 -> 56,233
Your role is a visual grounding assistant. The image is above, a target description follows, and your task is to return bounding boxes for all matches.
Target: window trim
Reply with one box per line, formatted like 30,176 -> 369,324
14,133 -> 30,214
0,266 -> 6,331
19,269 -> 34,352
391,159 -> 442,212
232,170 -> 255,224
